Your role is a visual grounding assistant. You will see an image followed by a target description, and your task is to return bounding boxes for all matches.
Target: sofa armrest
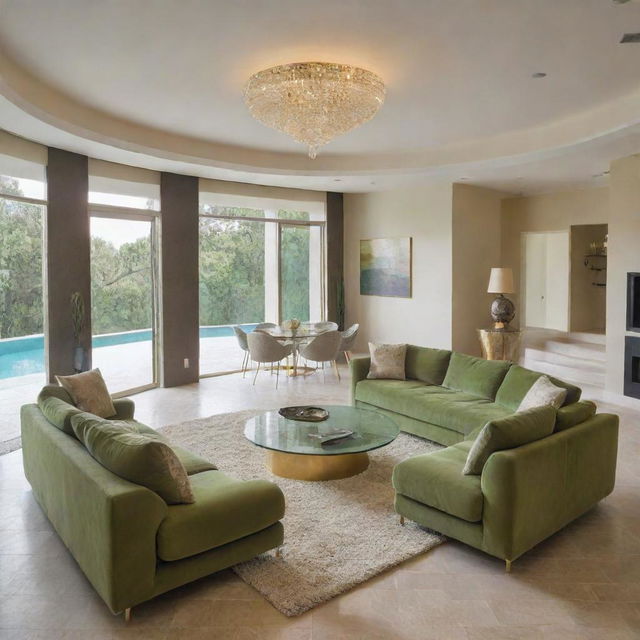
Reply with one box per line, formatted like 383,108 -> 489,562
350,356 -> 371,404
112,397 -> 135,420
21,404 -> 167,613
480,413 -> 618,561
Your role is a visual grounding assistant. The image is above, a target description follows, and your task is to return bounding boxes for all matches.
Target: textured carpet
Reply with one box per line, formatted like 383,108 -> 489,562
160,409 -> 445,616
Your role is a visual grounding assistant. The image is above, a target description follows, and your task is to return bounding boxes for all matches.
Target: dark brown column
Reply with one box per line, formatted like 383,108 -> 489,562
160,173 -> 199,386
45,148 -> 90,381
326,192 -> 344,328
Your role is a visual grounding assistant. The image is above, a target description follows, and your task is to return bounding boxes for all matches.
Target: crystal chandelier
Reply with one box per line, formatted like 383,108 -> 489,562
244,62 -> 385,159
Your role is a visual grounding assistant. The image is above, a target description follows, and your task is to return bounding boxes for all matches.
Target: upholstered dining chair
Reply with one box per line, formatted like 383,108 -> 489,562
338,323 -> 360,363
299,330 -> 342,381
254,322 -> 277,333
232,326 -> 250,377
247,331 -> 293,389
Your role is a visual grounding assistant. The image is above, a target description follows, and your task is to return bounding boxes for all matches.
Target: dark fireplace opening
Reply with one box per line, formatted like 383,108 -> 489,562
625,336 -> 640,400
627,272 -> 640,332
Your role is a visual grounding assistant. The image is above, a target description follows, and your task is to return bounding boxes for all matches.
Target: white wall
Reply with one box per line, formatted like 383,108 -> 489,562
343,184 -> 453,352
607,155 -> 640,398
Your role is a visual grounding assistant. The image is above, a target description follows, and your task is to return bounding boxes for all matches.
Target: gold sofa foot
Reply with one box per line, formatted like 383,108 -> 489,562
124,608 -> 132,623
400,515 -> 405,526
505,559 -> 512,573
275,547 -> 282,558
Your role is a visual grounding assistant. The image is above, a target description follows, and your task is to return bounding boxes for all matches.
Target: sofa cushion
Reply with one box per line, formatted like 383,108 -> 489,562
157,470 -> 285,561
392,442 -> 483,522
367,343 -> 407,380
555,400 -> 597,432
71,413 -> 194,504
405,345 -> 452,385
37,392 -> 84,436
518,375 -> 567,412
463,405 -> 557,475
55,369 -> 116,418
495,365 -> 581,411
355,380 -> 512,436
442,353 -> 511,400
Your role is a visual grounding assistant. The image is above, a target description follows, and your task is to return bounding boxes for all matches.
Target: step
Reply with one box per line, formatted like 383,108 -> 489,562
568,331 -> 606,346
522,357 -> 606,388
541,339 -> 606,362
523,347 -> 605,372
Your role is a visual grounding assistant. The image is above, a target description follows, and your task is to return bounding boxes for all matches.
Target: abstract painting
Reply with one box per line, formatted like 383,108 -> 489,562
360,237 -> 412,298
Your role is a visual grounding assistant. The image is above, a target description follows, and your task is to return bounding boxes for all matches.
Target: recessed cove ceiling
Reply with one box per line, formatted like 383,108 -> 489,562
1,0 -> 640,193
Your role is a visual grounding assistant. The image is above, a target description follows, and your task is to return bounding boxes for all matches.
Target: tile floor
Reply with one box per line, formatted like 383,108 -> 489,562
1,366 -> 639,639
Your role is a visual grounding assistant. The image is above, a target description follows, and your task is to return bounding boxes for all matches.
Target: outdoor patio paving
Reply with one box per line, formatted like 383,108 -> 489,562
0,336 -> 246,445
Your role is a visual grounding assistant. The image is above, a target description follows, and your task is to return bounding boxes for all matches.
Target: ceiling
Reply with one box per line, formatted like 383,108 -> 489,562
1,0 -> 640,195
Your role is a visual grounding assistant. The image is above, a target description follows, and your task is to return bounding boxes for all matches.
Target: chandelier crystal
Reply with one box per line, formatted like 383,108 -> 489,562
244,62 -> 385,159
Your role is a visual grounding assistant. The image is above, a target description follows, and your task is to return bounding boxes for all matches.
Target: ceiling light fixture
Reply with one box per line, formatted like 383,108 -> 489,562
244,62 -> 385,159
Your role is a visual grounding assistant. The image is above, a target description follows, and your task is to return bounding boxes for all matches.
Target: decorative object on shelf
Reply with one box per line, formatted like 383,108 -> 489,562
244,62 -> 385,159
70,291 -> 87,373
360,238 -> 412,298
278,406 -> 329,422
584,252 -> 607,288
281,318 -> 301,336
487,267 -> 516,329
477,328 -> 522,362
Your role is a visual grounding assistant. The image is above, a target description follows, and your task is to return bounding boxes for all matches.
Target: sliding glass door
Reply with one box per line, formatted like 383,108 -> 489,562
90,214 -> 157,393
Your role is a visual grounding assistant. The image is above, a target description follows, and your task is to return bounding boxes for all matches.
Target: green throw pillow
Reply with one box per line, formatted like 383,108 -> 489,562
37,393 -> 85,436
463,405 -> 557,475
71,413 -> 194,504
442,352 -> 511,400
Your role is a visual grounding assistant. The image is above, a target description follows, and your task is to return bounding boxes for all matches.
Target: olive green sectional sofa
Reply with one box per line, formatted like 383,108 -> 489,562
21,385 -> 285,618
351,346 -> 619,568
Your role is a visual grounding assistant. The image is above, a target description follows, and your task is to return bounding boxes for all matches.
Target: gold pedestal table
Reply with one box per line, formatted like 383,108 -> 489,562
477,328 -> 522,362
244,405 -> 400,481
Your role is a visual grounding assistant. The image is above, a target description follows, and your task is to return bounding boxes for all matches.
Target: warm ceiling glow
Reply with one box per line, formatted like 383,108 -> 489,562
244,61 -> 385,159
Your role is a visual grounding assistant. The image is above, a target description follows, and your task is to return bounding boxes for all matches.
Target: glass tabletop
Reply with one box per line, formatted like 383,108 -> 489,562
260,326 -> 323,340
244,405 -> 400,456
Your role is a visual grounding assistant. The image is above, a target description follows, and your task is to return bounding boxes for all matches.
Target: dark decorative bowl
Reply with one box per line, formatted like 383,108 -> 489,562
279,406 -> 329,422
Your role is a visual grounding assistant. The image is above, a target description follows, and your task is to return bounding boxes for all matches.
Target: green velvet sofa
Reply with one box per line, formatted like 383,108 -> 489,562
351,346 -> 619,568
21,385 -> 285,619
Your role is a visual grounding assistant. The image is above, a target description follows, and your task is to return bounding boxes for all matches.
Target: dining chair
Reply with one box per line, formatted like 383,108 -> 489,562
247,331 -> 293,389
254,322 -> 277,333
338,323 -> 360,363
232,326 -> 250,377
299,330 -> 342,381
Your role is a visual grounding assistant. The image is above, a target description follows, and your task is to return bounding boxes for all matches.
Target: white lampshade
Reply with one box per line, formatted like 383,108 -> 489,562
487,268 -> 514,294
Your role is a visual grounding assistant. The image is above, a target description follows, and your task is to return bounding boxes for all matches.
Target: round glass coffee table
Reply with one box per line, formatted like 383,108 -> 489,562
244,405 -> 400,481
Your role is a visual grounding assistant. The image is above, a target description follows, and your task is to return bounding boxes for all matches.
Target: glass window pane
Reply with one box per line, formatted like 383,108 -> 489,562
199,204 -> 265,218
280,224 -> 311,321
0,196 -> 45,444
88,191 -> 160,210
90,217 -> 155,392
278,209 -> 309,221
199,216 -> 265,374
0,175 -> 46,201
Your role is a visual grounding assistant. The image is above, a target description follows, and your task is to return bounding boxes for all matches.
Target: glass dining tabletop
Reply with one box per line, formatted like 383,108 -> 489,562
244,405 -> 400,456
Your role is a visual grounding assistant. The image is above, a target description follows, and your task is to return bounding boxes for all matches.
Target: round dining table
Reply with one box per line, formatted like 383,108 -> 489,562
257,324 -> 329,376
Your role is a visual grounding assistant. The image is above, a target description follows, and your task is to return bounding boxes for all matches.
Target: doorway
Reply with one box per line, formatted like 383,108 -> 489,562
522,231 -> 570,331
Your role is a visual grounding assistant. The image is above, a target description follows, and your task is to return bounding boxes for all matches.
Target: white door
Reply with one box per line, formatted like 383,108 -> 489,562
523,232 -> 569,331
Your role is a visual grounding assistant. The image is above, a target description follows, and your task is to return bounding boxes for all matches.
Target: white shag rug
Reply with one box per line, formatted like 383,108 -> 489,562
160,409 -> 445,616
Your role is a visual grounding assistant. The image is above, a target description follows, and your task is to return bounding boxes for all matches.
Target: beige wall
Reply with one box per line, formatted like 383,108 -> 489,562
570,224 -> 607,333
606,155 -> 640,396
452,184 -> 504,356
343,184 -> 454,352
501,187 -> 609,329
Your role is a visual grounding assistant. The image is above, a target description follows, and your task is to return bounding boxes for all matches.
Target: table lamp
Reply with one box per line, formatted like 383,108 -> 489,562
488,267 -> 515,329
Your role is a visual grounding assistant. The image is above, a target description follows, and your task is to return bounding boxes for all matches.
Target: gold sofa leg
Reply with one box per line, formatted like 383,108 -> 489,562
505,559 -> 512,573
124,608 -> 132,623
275,547 -> 282,558
400,515 -> 405,526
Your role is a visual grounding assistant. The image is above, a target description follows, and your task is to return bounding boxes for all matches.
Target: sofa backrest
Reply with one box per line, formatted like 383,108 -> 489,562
405,345 -> 451,385
495,365 -> 582,411
442,352 -> 511,400
37,384 -> 83,436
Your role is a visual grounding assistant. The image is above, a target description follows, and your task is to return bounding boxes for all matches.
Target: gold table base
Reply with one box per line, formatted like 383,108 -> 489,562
266,450 -> 370,481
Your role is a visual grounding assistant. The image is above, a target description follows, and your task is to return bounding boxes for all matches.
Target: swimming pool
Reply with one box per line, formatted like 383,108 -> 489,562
0,324 -> 258,380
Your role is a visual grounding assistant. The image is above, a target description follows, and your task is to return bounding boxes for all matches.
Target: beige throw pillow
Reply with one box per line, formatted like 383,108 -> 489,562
55,369 -> 116,418
518,375 -> 567,412
367,343 -> 407,380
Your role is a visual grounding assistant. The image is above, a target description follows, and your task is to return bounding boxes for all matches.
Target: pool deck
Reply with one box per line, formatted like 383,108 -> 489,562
0,336 -> 247,444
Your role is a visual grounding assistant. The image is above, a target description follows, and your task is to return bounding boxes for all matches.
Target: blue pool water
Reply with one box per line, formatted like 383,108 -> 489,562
0,324 -> 258,380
